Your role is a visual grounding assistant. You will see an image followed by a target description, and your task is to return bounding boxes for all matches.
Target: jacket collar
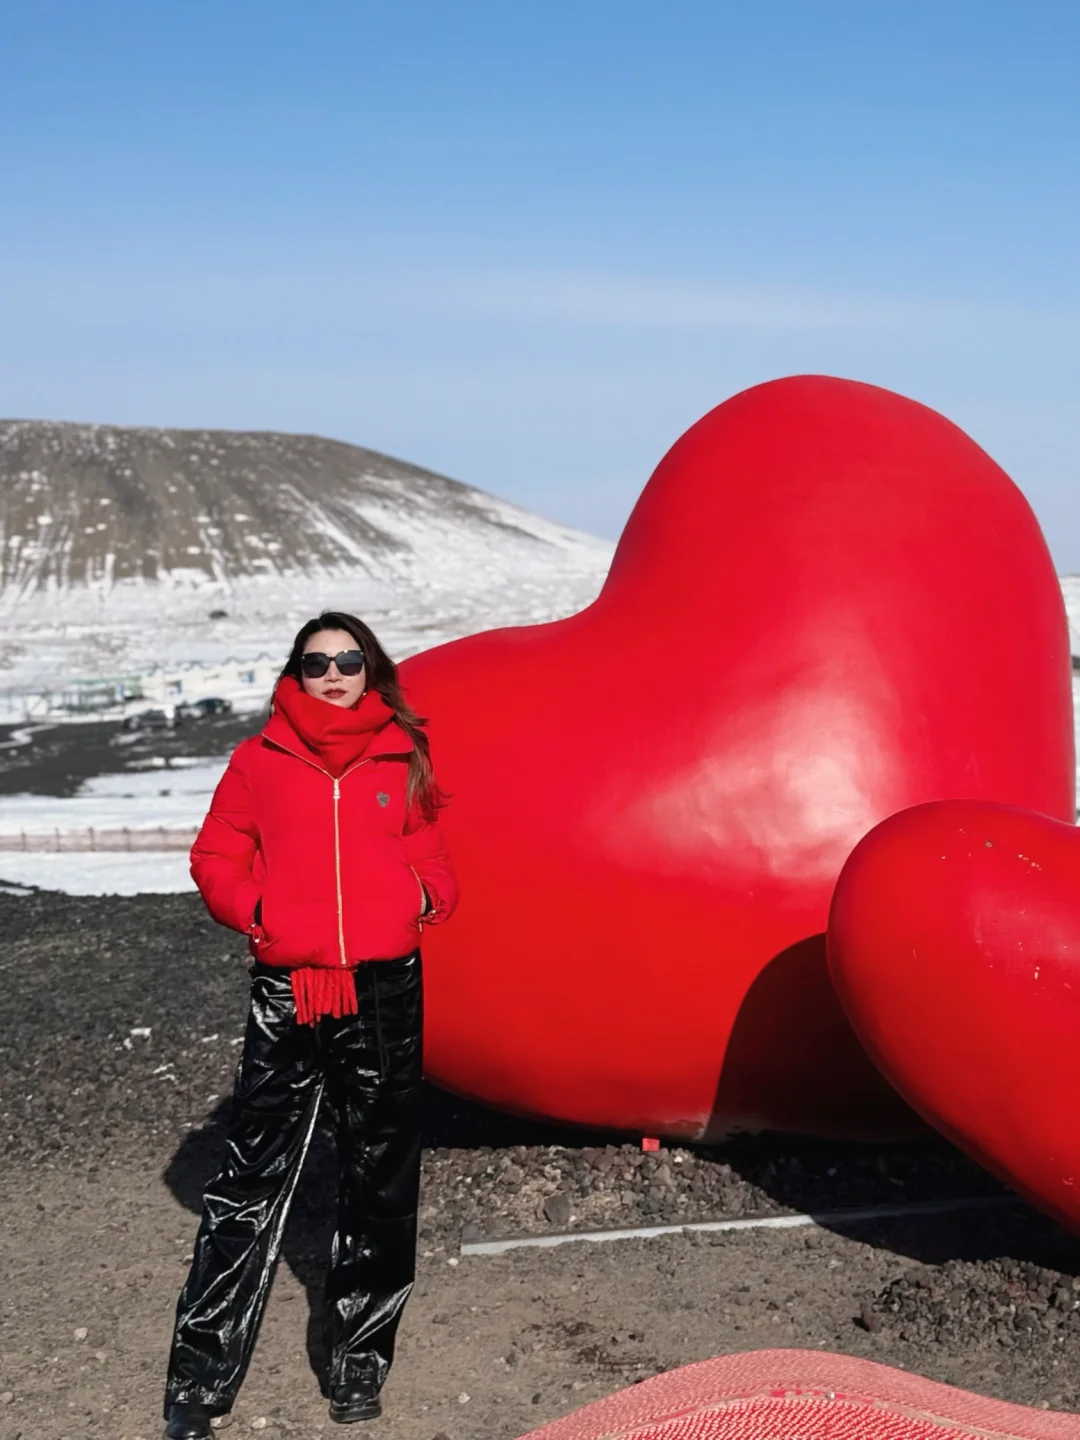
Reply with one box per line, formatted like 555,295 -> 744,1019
261,680 -> 415,775
261,708 -> 414,765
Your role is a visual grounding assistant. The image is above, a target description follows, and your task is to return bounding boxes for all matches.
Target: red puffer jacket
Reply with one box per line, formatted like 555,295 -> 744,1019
190,679 -> 458,1007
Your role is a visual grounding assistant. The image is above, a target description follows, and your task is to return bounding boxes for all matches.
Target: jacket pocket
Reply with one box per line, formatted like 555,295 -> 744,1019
259,891 -> 332,965
364,851 -> 425,933
409,865 -> 428,920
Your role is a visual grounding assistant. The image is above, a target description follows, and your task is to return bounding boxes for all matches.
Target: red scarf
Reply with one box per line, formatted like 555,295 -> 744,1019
267,676 -> 404,1024
271,675 -> 398,777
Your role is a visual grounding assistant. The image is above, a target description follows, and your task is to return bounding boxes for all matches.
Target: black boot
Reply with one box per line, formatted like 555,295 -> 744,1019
163,1401 -> 214,1440
329,1384 -> 382,1423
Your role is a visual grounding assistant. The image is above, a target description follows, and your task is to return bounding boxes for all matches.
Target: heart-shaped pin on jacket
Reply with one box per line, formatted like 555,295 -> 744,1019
829,798 -> 1080,1230
402,375 -> 1073,1140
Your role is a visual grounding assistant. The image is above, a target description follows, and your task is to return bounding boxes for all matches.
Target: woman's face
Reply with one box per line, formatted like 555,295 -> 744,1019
300,628 -> 367,708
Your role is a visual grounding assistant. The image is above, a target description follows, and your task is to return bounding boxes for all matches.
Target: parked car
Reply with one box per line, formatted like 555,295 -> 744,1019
122,708 -> 172,732
174,696 -> 233,723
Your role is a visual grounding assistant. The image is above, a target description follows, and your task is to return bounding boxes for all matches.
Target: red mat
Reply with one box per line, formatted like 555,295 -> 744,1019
516,1349 -> 1080,1439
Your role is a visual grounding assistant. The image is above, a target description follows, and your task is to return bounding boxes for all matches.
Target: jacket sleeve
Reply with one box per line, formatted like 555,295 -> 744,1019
403,811 -> 459,926
190,744 -> 262,935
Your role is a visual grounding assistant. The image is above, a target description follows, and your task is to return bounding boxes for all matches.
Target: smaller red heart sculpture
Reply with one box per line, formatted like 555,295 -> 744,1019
828,798 -> 1080,1232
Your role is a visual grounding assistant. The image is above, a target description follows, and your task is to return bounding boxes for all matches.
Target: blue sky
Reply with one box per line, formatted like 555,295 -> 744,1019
2,2 -> 1079,564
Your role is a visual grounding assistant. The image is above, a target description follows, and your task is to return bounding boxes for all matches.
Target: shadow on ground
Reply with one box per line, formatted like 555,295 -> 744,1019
162,1082 -> 628,1390
162,1080 -> 1080,1393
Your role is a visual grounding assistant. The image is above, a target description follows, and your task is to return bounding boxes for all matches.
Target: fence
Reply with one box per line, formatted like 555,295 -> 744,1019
0,827 -> 199,853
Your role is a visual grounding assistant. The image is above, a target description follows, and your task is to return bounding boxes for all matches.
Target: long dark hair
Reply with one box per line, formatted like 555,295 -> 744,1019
278,611 -> 446,822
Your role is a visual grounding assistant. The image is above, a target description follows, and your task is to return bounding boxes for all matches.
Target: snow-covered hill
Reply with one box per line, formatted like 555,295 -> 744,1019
3,416 -> 1079,722
0,420 -> 614,697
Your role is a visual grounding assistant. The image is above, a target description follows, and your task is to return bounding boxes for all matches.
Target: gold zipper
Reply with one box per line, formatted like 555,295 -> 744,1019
264,737 -> 369,969
332,778 -> 346,965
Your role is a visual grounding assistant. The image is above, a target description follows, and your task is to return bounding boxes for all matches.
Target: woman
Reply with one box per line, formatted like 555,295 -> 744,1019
163,612 -> 458,1439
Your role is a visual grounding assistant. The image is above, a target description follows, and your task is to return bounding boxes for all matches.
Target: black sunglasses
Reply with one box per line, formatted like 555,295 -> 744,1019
300,649 -> 366,678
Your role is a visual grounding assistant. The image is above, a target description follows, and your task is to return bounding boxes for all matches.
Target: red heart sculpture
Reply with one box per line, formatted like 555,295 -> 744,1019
401,375 -> 1073,1140
829,798 -> 1080,1231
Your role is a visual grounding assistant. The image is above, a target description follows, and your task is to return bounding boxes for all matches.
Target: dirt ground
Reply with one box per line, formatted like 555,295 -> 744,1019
5,890 -> 1080,1440
0,714 -> 257,799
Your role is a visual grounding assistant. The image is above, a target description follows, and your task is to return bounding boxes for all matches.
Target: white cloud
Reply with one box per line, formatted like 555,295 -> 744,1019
418,268 -> 948,333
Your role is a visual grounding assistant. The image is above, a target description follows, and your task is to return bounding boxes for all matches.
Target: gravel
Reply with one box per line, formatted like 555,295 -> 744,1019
5,888 -> 1080,1439
0,889 -> 1010,1245
874,1257 -> 1080,1352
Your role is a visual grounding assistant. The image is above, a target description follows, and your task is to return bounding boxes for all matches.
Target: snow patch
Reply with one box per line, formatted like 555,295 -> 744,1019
0,851 -> 195,895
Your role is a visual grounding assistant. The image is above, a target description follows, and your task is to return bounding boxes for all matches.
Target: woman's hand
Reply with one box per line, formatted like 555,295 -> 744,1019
247,896 -> 265,945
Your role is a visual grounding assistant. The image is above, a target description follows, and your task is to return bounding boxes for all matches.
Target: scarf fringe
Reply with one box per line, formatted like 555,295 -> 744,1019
290,966 -> 359,1026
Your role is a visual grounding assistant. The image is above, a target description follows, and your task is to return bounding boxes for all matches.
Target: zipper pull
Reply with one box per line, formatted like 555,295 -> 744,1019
333,778 -> 340,799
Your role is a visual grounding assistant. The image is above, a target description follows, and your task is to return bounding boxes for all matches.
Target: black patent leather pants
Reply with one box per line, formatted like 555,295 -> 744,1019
164,953 -> 423,1416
